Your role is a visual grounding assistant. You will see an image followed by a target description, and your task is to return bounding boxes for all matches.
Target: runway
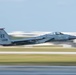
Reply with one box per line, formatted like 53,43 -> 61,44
0,66 -> 76,75
0,52 -> 76,54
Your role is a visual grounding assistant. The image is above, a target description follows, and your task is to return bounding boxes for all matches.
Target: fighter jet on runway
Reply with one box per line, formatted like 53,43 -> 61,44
0,28 -> 76,47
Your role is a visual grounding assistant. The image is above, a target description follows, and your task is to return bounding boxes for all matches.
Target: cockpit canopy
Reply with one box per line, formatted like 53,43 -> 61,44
52,32 -> 64,35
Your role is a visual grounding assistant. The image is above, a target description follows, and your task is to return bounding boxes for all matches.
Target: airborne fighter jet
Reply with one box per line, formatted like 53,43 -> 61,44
0,28 -> 76,47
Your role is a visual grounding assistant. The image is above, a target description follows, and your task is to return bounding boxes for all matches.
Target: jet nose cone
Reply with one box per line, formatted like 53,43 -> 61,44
69,35 -> 76,40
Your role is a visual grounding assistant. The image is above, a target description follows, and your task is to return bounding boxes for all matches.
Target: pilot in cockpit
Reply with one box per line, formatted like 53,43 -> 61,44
52,32 -> 63,35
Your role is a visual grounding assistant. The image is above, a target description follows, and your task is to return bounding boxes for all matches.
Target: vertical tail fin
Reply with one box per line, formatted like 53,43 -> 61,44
0,28 -> 11,45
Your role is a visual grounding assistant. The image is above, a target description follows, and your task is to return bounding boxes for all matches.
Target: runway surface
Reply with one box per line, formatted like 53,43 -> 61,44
0,52 -> 76,54
0,66 -> 76,75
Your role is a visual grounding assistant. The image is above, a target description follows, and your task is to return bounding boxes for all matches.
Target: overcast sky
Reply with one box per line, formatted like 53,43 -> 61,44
0,0 -> 76,32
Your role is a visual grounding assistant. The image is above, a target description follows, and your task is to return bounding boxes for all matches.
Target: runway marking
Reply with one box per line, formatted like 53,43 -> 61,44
0,66 -> 76,68
0,72 -> 76,75
0,52 -> 76,54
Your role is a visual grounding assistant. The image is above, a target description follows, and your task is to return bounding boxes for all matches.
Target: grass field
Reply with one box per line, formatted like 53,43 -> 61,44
0,46 -> 76,52
0,46 -> 76,65
0,54 -> 76,66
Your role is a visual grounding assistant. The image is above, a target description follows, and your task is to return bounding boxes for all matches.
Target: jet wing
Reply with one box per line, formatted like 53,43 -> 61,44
11,37 -> 48,45
11,36 -> 54,46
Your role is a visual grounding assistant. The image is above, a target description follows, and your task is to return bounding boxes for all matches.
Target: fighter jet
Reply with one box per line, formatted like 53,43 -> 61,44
0,28 -> 76,47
